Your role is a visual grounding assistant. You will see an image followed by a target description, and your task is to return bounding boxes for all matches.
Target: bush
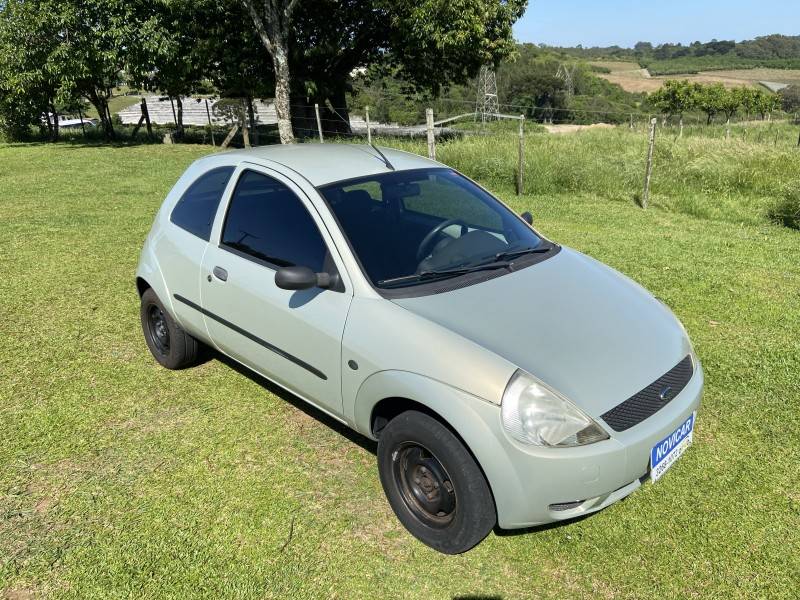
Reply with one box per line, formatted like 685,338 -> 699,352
767,187 -> 800,230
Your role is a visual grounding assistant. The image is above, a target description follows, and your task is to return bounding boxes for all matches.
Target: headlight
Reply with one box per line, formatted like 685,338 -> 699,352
501,370 -> 609,447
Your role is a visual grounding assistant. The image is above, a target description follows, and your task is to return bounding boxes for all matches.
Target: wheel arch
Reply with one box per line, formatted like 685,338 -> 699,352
136,276 -> 151,297
352,370 -> 525,521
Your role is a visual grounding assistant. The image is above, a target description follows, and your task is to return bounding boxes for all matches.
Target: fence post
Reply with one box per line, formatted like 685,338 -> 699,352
315,103 -> 324,143
426,108 -> 435,160
642,118 -> 657,209
205,98 -> 216,147
516,115 -> 525,196
629,113 -> 634,129
365,105 -> 371,145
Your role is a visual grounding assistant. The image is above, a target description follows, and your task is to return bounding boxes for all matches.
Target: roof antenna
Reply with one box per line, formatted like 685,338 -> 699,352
370,143 -> 395,171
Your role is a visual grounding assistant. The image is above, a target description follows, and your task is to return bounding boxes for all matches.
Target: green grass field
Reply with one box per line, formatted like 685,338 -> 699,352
1,131 -> 799,598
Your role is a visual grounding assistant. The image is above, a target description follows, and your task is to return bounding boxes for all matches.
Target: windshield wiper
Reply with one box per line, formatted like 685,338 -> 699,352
494,245 -> 551,262
378,261 -> 511,288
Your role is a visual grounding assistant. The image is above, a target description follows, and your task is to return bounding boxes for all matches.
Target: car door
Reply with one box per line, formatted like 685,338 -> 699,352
199,164 -> 353,417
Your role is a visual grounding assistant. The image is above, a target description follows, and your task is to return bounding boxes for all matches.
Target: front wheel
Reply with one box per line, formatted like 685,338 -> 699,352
377,410 -> 496,554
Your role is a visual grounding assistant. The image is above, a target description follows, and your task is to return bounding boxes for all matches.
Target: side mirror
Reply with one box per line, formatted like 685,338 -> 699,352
275,265 -> 335,291
521,211 -> 533,225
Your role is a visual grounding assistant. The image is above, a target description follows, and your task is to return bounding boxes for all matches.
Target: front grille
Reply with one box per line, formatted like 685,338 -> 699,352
601,355 -> 694,432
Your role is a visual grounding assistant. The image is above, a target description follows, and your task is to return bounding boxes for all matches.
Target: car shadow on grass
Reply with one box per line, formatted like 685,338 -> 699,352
209,349 -> 378,455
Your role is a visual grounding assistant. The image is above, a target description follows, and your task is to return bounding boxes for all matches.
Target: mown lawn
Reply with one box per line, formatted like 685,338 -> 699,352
1,138 -> 798,599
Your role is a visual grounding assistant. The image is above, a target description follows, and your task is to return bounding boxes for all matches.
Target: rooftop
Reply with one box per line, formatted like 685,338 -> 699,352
220,143 -> 439,186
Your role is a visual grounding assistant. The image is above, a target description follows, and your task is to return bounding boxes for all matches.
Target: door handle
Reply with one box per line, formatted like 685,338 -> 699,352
212,266 -> 228,281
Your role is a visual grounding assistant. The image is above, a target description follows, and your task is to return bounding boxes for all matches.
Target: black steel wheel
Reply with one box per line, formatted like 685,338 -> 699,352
392,442 -> 457,528
377,410 -> 496,554
140,287 -> 199,369
146,304 -> 171,356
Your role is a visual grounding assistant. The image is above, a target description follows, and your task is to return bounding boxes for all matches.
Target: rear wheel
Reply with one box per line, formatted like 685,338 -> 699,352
377,410 -> 496,554
140,288 -> 199,369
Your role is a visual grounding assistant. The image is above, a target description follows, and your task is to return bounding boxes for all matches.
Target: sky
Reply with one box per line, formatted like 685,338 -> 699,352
513,0 -> 800,48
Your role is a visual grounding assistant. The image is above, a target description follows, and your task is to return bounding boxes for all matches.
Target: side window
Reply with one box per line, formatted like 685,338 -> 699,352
221,170 -> 327,272
171,166 -> 234,240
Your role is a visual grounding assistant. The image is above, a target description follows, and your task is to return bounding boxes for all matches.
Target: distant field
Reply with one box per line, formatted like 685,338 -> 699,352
591,60 -> 800,93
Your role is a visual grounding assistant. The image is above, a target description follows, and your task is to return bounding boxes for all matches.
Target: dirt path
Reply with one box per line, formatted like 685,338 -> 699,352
543,123 -> 615,134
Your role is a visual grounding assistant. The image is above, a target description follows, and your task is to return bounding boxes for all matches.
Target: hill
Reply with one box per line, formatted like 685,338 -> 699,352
545,34 -> 800,76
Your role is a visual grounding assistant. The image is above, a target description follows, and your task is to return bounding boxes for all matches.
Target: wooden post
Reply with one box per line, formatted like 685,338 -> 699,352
516,115 -> 525,196
642,118 -> 657,209
314,103 -> 324,143
241,99 -> 250,148
726,117 -> 731,140
205,99 -> 216,147
426,108 -> 435,160
131,115 -> 145,137
220,125 -> 239,149
365,105 -> 371,145
141,98 -> 152,137
629,113 -> 634,129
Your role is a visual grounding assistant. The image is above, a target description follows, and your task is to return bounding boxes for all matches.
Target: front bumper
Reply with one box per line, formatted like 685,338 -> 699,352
493,362 -> 704,529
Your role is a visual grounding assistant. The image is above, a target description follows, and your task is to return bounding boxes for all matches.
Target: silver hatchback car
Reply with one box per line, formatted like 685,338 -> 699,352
137,144 -> 703,553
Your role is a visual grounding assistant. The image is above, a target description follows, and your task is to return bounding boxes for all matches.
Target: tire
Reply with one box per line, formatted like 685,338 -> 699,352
377,410 -> 496,554
140,288 -> 199,369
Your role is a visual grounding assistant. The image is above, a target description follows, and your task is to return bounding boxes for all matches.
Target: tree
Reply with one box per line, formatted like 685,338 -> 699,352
0,0 -> 72,140
752,89 -> 780,120
127,1 -> 212,139
696,83 -> 726,124
780,85 -> 800,113
718,87 -> 742,137
649,79 -> 698,136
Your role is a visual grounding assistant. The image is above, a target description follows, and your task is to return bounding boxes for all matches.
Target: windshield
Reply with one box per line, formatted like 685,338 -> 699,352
319,168 -> 544,289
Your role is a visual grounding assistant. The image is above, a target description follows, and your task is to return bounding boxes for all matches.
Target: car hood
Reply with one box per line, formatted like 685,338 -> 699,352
392,247 -> 692,417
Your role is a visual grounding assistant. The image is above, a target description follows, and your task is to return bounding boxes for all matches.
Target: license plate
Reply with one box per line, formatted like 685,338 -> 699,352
650,412 -> 696,482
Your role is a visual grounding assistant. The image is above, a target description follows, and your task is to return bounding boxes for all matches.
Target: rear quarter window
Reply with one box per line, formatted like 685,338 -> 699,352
170,166 -> 235,240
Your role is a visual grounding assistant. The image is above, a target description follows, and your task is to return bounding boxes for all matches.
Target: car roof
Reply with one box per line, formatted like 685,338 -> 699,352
218,143 -> 440,187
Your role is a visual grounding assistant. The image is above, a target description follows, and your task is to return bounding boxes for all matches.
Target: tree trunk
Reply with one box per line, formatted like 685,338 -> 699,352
726,116 -> 731,139
44,107 -> 54,140
679,115 -> 684,138
325,86 -> 352,135
50,104 -> 60,141
289,92 -> 316,137
241,0 -> 296,144
88,90 -> 113,139
271,44 -> 294,144
247,96 -> 259,146
175,97 -> 185,139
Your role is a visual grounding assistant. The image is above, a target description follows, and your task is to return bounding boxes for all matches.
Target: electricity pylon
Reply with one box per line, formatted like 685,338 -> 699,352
475,65 -> 499,122
556,63 -> 576,98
